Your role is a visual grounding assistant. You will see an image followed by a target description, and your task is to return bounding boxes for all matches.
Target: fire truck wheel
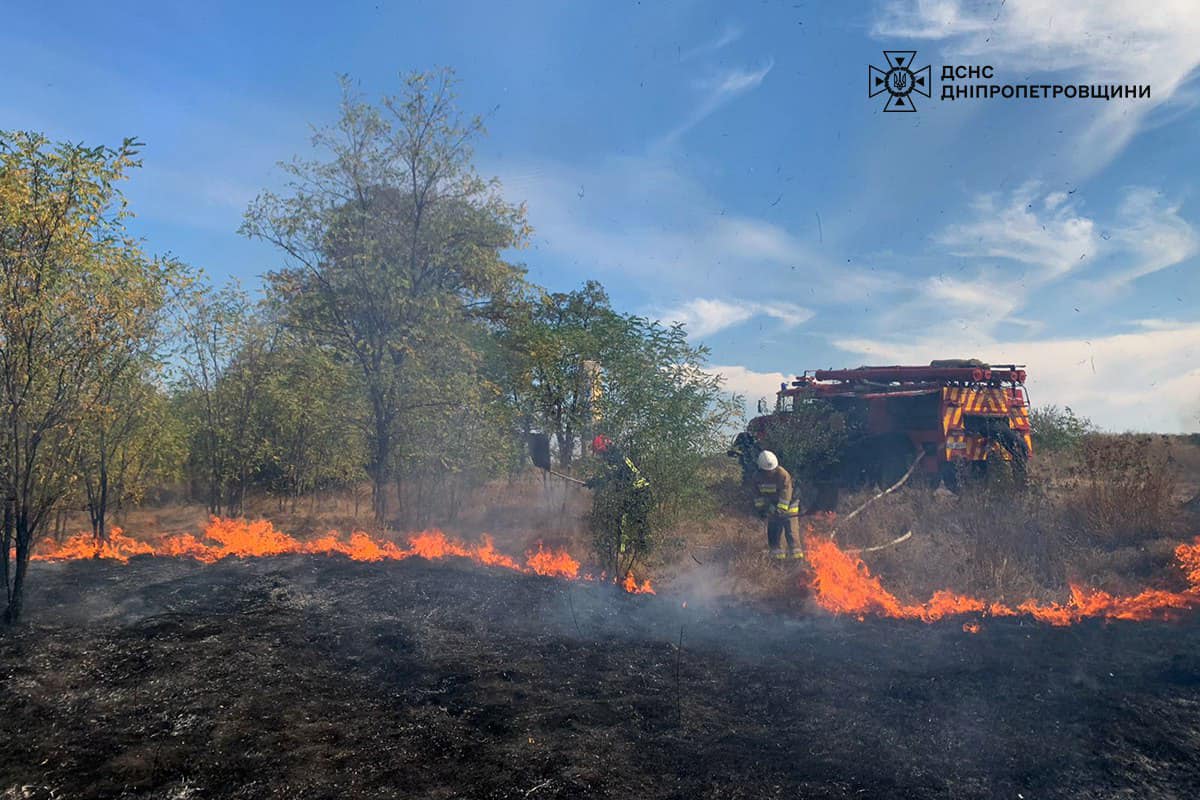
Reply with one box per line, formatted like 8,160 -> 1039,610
938,461 -> 961,492
992,429 -> 1029,490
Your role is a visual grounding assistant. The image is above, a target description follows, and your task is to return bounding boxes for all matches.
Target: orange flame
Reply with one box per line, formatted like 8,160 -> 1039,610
525,542 -> 581,579
622,571 -> 656,594
805,532 -> 1200,626
30,518 -> 653,594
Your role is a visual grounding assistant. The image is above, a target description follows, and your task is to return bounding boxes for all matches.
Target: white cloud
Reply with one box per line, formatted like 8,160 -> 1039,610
834,321 -> 1200,433
663,298 -> 755,337
659,297 -> 813,338
877,184 -> 1198,338
873,0 -> 1200,170
708,364 -> 793,407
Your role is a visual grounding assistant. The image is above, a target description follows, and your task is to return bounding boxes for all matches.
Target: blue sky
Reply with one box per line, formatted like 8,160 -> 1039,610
4,0 -> 1198,431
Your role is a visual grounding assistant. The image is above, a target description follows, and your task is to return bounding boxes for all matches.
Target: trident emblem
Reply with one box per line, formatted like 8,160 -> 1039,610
869,51 -> 931,112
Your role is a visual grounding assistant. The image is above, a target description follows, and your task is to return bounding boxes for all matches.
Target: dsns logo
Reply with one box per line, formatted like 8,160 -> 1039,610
869,51 -> 931,112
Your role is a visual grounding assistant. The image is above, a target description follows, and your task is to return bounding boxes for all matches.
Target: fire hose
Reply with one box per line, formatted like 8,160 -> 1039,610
548,470 -> 588,487
830,449 -> 925,542
526,433 -> 589,487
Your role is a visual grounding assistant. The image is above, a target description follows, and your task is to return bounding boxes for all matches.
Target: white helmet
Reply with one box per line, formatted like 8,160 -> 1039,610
756,450 -> 779,471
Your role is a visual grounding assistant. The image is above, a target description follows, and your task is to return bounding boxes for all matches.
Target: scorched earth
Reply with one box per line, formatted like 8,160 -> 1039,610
3,551 -> 1200,799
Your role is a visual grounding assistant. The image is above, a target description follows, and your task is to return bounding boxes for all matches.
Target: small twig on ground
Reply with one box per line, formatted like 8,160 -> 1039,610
690,553 -> 704,566
674,623 -> 684,729
567,586 -> 583,638
525,778 -> 553,796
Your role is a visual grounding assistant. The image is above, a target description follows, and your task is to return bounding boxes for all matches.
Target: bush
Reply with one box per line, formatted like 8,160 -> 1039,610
1029,405 -> 1094,452
757,399 -> 860,483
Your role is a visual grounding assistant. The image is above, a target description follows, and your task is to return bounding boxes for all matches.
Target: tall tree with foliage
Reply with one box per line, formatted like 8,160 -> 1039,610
243,70 -> 528,523
0,131 -> 183,623
253,335 -> 367,511
76,374 -> 178,544
491,281 -> 612,468
588,314 -> 742,568
175,280 -> 274,517
496,282 -> 742,571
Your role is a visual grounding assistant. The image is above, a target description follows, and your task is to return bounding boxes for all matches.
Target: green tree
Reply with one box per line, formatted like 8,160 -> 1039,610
496,282 -> 742,572
253,335 -> 367,511
0,131 -> 182,623
175,281 -> 273,517
590,314 -> 742,570
756,398 -> 859,484
490,281 -> 612,468
1029,404 -> 1095,452
243,70 -> 528,523
76,373 -> 178,544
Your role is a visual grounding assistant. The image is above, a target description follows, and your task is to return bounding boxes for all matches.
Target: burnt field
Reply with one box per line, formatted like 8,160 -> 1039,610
4,556 -> 1200,799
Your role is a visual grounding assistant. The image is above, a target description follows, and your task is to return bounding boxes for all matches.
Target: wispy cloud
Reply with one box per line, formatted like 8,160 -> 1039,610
660,60 -> 774,146
870,183 -> 1198,340
872,0 -> 1200,171
936,182 -> 1096,280
658,297 -> 813,338
678,24 -> 743,62
849,183 -> 1195,357
497,154 -> 897,304
1107,188 -> 1199,285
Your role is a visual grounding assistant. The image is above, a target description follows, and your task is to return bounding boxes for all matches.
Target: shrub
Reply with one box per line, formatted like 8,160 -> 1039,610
1029,405 -> 1095,452
757,399 -> 861,483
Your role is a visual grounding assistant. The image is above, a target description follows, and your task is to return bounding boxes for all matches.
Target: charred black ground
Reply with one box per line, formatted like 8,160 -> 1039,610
3,556 -> 1200,799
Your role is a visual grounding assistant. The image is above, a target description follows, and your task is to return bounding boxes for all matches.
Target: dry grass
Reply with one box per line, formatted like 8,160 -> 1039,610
44,435 -> 1200,610
663,435 -> 1200,607
1069,435 -> 1187,541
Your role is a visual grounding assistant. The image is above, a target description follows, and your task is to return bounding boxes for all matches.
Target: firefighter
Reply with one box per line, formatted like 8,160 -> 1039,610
754,450 -> 803,560
726,431 -> 762,485
586,435 -> 652,567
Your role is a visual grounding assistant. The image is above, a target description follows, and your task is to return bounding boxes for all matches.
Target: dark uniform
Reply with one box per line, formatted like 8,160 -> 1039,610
587,446 -> 652,567
727,431 -> 762,485
754,465 -> 802,559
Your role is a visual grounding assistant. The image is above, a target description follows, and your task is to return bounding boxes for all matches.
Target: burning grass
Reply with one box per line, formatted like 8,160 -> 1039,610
804,527 -> 1200,626
31,517 -> 655,594
664,448 -> 1200,626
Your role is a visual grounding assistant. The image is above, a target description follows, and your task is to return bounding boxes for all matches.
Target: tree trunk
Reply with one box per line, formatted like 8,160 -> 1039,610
237,467 -> 247,518
86,459 -> 110,545
2,495 -> 13,608
369,398 -> 391,524
3,513 -> 32,625
394,473 -> 406,528
55,509 -> 67,543
562,426 -> 575,469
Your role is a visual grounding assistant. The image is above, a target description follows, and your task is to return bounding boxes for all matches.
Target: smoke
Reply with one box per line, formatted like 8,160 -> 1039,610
663,562 -> 739,610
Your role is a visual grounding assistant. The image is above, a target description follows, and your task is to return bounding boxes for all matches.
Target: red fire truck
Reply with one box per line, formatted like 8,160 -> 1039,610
743,360 -> 1032,500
